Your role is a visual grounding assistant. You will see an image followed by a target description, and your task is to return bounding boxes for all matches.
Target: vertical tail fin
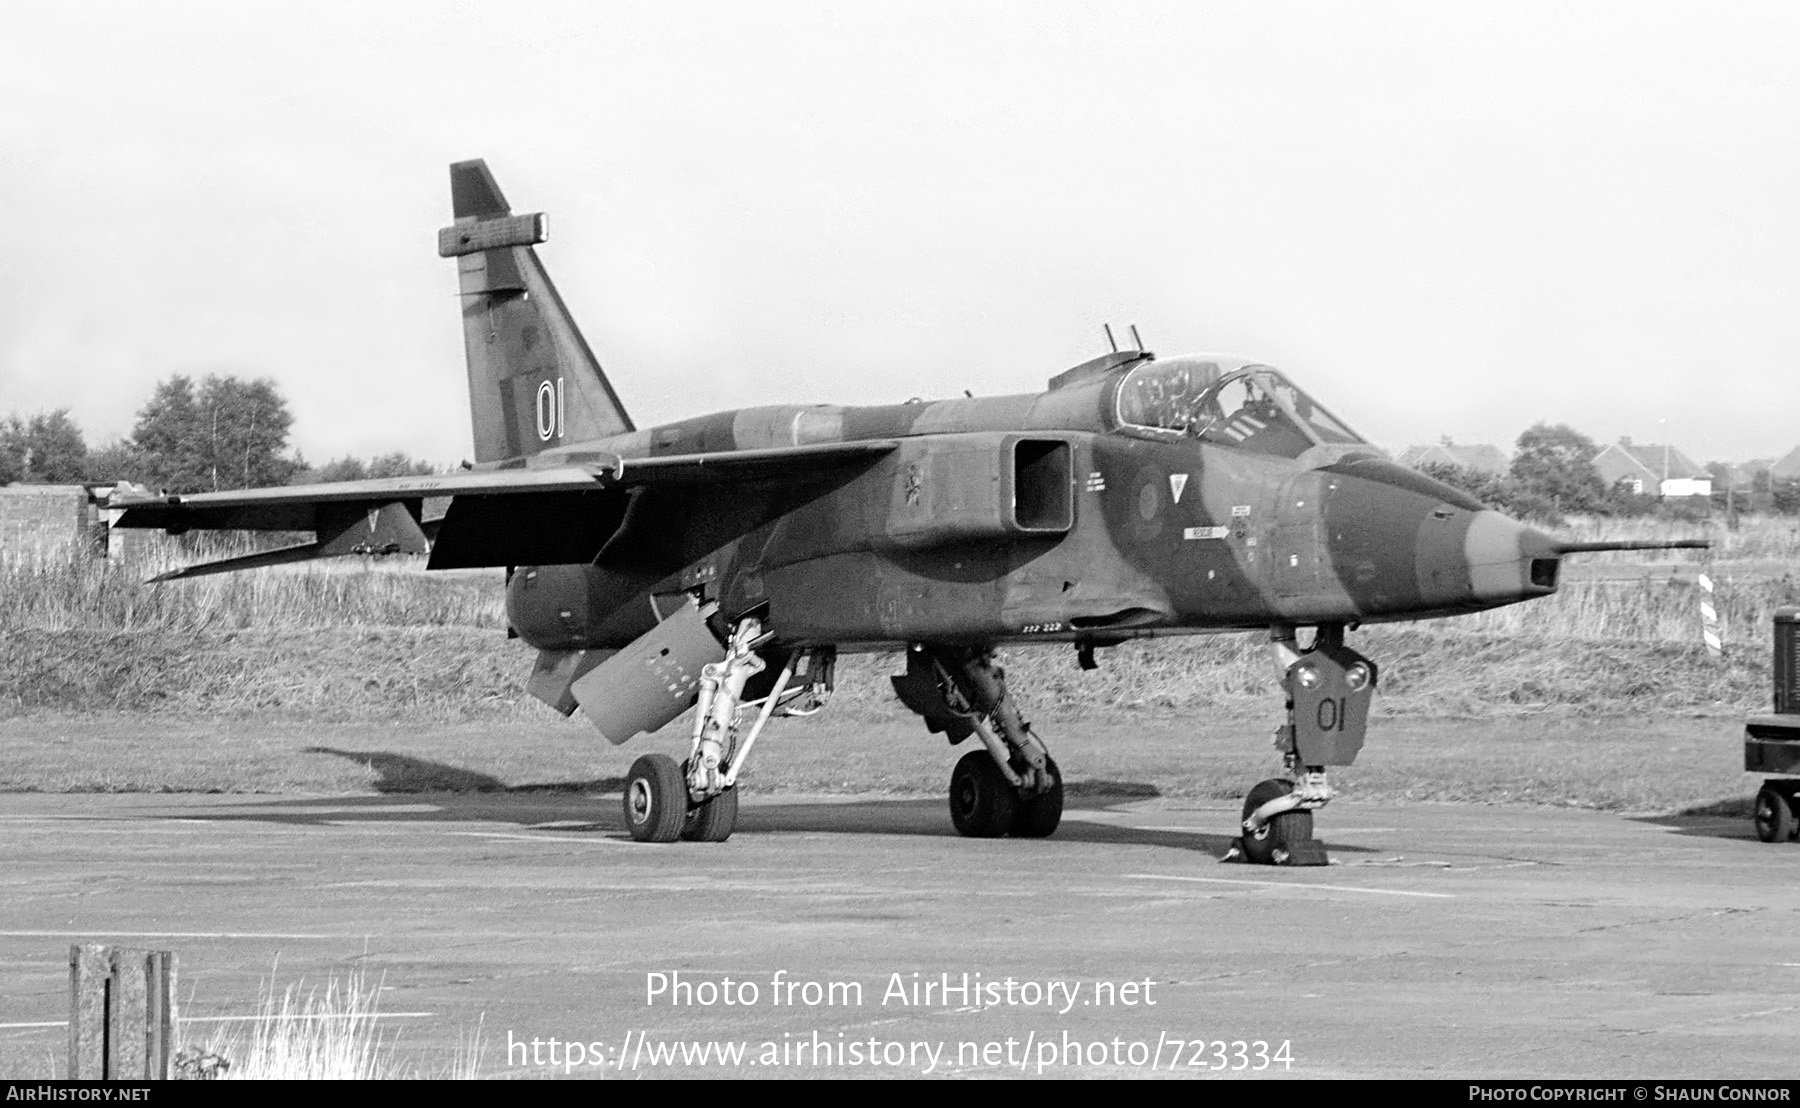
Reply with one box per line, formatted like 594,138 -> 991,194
439,159 -> 633,463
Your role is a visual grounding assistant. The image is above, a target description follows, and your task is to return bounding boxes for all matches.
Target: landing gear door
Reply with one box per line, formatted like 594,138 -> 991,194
1285,642 -> 1378,766
571,599 -> 725,745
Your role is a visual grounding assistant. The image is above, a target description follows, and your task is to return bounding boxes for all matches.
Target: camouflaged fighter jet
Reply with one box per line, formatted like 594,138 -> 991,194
111,160 -> 1704,864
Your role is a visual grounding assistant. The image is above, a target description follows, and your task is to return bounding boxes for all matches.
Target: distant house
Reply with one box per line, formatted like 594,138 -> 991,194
1771,446 -> 1800,481
1591,439 -> 1712,498
1397,442 -> 1510,478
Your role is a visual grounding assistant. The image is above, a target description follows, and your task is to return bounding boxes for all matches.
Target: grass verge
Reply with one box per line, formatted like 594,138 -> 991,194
182,968 -> 481,1080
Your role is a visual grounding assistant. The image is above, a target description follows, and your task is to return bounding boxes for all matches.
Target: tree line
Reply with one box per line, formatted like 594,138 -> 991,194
0,374 -> 438,492
1418,422 -> 1800,523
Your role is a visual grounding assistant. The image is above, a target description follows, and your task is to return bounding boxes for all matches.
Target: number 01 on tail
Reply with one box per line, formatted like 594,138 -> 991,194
536,377 -> 566,441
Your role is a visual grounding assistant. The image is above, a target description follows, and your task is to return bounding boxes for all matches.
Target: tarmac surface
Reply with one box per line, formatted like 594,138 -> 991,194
2,788 -> 1798,1079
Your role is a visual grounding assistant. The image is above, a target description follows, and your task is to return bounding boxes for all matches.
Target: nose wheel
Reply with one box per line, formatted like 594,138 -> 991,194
1231,778 -> 1326,866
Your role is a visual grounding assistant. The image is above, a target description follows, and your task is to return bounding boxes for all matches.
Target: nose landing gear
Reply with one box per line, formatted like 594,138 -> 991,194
1225,624 -> 1377,866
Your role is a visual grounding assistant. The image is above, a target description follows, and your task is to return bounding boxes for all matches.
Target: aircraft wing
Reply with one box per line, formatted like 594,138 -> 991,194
110,440 -> 898,578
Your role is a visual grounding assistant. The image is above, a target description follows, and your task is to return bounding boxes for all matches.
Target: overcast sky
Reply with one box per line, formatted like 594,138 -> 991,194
4,1 -> 1796,467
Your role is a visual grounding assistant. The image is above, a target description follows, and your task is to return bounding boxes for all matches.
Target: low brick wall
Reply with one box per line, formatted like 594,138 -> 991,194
0,485 -> 102,558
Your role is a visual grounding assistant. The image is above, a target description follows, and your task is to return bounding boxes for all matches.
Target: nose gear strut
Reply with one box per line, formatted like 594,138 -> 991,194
1224,623 -> 1378,866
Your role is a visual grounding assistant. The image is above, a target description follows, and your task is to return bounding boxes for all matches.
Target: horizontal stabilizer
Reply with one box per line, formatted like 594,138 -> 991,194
150,540 -> 327,582
141,501 -> 431,581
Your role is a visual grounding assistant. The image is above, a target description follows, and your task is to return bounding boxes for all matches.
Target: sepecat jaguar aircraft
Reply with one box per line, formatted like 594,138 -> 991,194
112,160 -> 1703,863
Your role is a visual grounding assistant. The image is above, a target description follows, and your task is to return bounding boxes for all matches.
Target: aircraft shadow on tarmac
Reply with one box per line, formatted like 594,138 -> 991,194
1629,796 -> 1764,844
199,748 -> 1381,857
304,746 -> 628,794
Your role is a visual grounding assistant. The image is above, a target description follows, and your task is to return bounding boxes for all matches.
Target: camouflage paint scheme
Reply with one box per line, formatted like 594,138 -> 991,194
498,377 -> 1560,657
115,160 -> 1663,854
115,158 -> 1567,695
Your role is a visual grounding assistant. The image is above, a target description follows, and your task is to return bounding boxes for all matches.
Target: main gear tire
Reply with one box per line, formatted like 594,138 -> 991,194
1009,755 -> 1064,839
1754,784 -> 1796,844
683,786 -> 740,843
1239,777 -> 1313,865
623,754 -> 687,843
950,750 -> 1017,838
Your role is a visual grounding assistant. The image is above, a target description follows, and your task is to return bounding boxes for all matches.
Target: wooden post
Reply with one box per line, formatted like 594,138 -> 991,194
68,945 -> 176,1079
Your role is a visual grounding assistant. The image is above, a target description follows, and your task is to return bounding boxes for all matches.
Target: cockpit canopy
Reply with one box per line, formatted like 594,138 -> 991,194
1113,356 -> 1366,459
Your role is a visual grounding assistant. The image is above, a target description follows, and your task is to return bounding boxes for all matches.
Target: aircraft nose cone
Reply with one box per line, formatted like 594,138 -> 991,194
1460,511 -> 1562,602
1314,457 -> 1563,616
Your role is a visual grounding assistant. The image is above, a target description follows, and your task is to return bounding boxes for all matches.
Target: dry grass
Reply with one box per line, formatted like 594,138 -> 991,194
1448,574 -> 1798,645
1551,512 -> 1800,564
186,968 -> 482,1080
0,622 -> 1766,725
0,542 -> 502,635
0,520 -> 1791,724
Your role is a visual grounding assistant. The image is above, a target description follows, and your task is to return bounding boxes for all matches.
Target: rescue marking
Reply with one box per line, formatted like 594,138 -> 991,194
1123,873 -> 1453,899
1169,473 -> 1189,503
1230,504 -> 1252,517
1184,526 -> 1228,541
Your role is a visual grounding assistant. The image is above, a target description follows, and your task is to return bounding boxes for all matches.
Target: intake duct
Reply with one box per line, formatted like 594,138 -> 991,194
880,433 -> 1074,549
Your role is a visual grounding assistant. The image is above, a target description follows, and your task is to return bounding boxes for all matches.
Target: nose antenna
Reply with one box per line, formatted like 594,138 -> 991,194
1129,324 -> 1144,351
1102,324 -> 1118,353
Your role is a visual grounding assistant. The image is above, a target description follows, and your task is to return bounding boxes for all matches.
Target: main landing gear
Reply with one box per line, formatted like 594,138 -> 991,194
1224,623 -> 1378,867
892,645 -> 1064,839
622,614 -> 830,844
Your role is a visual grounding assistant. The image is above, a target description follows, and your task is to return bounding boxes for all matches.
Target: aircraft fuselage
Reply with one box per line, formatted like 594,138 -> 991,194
504,356 -> 1561,654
